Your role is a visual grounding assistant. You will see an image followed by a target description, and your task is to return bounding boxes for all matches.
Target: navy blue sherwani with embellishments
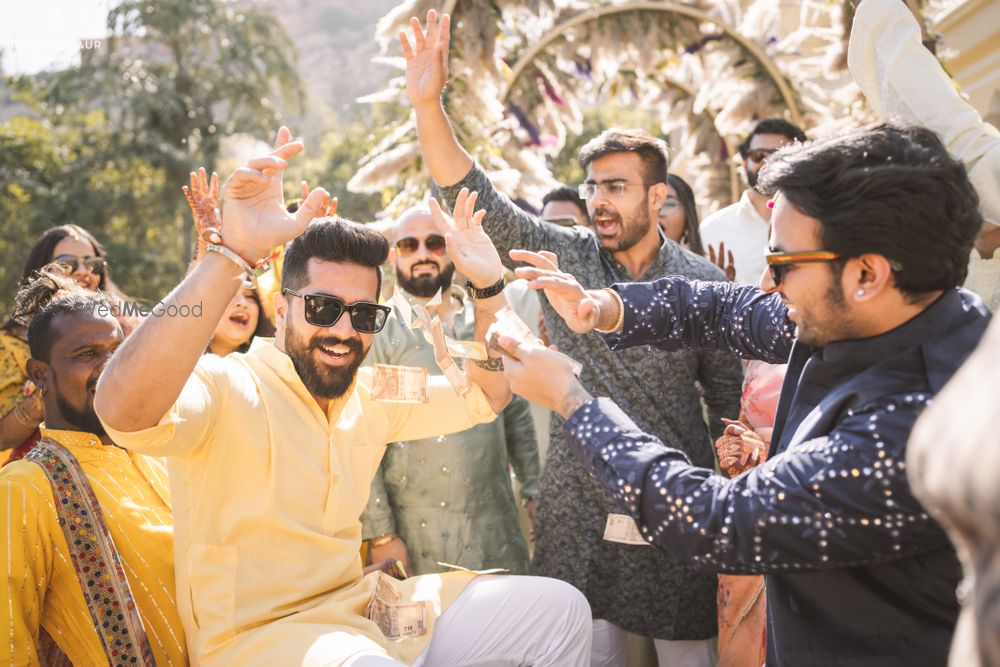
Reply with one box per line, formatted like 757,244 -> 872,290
563,278 -> 989,666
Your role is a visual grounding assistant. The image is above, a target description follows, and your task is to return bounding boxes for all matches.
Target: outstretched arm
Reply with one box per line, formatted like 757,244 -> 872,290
513,250 -> 794,362
96,127 -> 331,432
559,395 -> 949,574
428,191 -> 512,414
403,10 -> 473,188
404,11 -> 578,261
498,339 -> 951,575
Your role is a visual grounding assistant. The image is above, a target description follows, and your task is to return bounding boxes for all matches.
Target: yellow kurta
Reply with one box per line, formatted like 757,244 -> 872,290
0,428 -> 186,666
0,330 -> 31,467
101,338 -> 496,667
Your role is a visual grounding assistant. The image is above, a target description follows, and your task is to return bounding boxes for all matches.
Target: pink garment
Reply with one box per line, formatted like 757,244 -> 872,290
741,360 -> 786,432
716,361 -> 786,667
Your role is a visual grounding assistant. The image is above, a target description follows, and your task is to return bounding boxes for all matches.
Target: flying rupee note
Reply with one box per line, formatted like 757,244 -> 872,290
372,364 -> 428,403
487,307 -> 583,376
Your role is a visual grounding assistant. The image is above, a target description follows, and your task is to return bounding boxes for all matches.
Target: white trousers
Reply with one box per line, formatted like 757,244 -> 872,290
590,620 -> 718,667
348,576 -> 592,667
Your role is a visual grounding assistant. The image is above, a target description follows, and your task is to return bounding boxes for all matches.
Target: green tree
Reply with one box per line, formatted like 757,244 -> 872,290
6,0 -> 304,303
0,108 -> 177,312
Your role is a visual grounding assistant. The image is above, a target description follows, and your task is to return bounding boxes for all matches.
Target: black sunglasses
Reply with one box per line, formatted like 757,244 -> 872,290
53,254 -> 107,275
395,234 -> 446,257
282,289 -> 390,333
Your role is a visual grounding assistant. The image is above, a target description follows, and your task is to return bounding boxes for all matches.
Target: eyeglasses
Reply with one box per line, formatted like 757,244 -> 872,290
746,148 -> 778,163
282,289 -> 391,333
395,234 -> 446,257
578,181 -> 648,200
765,250 -> 842,287
53,254 -> 106,275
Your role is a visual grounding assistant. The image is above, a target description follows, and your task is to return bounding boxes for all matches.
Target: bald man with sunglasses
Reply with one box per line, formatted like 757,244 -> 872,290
361,206 -> 540,578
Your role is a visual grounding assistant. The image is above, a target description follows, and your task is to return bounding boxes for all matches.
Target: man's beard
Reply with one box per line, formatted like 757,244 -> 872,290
397,261 -> 456,298
793,279 -> 850,348
284,319 -> 368,399
593,201 -> 651,253
745,164 -> 760,189
53,376 -> 107,437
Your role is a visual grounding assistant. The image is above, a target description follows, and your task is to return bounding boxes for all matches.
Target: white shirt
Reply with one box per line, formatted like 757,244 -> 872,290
966,249 -> 1000,313
848,0 -> 1000,225
699,190 -> 770,286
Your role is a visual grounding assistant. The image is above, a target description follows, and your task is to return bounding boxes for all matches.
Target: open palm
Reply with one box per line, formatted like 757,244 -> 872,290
511,250 -> 602,334
220,127 -> 329,262
401,10 -> 450,108
429,188 -> 503,288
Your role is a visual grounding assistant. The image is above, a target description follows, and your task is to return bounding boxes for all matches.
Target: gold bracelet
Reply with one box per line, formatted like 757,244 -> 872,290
370,533 -> 397,548
593,288 -> 625,334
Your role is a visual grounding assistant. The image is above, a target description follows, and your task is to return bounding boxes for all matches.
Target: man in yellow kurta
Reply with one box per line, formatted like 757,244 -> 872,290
95,128 -> 591,666
0,276 -> 186,665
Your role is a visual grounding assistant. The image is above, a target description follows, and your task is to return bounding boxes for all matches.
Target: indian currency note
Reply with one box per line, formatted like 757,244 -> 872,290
372,364 -> 428,403
430,316 -> 472,397
370,598 -> 428,640
487,306 -> 583,376
365,571 -> 402,619
390,289 -> 413,327
602,513 -> 650,546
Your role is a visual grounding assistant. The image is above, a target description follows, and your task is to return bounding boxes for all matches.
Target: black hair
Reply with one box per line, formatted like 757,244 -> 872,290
665,173 -> 704,256
542,185 -> 589,223
13,268 -> 114,362
578,128 -> 669,185
282,217 -> 389,298
737,118 -> 808,158
757,122 -> 982,298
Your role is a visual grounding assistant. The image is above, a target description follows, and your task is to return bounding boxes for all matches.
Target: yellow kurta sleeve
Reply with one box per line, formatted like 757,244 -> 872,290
0,331 -> 30,418
1,465 -> 56,667
379,373 -> 497,443
848,0 -> 1000,223
99,354 -> 228,457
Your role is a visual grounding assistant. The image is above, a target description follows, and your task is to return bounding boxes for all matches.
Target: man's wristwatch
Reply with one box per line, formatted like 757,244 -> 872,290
465,277 -> 505,299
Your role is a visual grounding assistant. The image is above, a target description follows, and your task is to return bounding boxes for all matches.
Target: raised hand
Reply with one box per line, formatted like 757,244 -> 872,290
428,188 -> 503,288
182,167 -> 220,262
401,9 -> 450,109
510,250 -> 604,334
708,242 -> 736,282
220,127 -> 329,263
296,180 -> 339,227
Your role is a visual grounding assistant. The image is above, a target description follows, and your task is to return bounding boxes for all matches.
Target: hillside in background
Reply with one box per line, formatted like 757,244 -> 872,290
265,0 -> 399,118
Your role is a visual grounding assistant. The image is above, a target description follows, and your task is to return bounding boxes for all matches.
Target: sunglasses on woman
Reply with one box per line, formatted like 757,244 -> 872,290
765,250 -> 842,287
282,289 -> 390,333
53,254 -> 107,275
395,234 -> 447,257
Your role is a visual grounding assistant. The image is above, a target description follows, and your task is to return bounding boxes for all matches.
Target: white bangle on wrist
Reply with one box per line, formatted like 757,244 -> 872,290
206,244 -> 256,286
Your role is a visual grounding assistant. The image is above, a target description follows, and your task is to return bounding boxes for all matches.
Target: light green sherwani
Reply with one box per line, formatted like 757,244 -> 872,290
362,288 -> 539,575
